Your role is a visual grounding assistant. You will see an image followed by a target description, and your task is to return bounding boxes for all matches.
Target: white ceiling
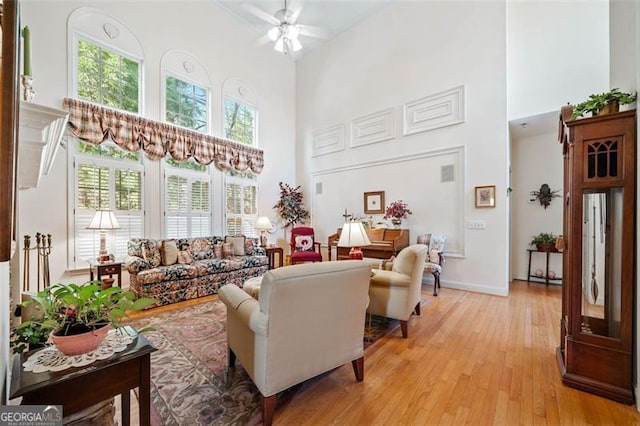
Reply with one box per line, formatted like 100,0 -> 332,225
214,0 -> 393,57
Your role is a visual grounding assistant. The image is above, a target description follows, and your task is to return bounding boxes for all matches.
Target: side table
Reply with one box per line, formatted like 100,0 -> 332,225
88,260 -> 123,287
266,246 -> 284,269
10,327 -> 156,426
527,249 -> 563,285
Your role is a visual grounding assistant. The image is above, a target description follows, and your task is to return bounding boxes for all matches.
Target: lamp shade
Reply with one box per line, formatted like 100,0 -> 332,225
86,210 -> 120,230
338,222 -> 371,248
254,216 -> 273,231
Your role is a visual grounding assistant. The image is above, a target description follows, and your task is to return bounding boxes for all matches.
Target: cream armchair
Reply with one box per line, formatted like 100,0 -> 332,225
219,261 -> 372,426
368,244 -> 429,338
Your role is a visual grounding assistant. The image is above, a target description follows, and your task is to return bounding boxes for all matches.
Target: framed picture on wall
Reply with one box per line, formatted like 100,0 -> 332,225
364,191 -> 385,214
475,185 -> 496,208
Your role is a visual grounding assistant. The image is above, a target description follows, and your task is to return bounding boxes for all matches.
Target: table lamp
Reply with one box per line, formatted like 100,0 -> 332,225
338,221 -> 371,260
86,209 -> 120,262
254,216 -> 273,247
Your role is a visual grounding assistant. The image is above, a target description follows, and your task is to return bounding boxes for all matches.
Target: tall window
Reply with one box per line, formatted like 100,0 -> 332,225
224,96 -> 258,236
71,33 -> 143,268
163,72 -> 211,238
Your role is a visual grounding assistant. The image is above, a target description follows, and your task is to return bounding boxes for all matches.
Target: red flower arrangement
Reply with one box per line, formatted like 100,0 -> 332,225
383,200 -> 413,220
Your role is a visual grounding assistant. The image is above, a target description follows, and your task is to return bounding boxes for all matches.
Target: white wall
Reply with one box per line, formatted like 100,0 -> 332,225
510,128 -> 564,281
18,1 -> 296,286
297,1 -> 510,296
507,0 -> 609,121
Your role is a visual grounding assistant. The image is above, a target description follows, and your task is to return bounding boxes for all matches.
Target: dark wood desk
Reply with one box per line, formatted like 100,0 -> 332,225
10,327 -> 156,425
88,260 -> 123,287
266,246 -> 284,269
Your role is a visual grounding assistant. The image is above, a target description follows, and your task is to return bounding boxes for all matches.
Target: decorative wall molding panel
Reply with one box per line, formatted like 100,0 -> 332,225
312,124 -> 346,157
350,108 -> 395,148
403,85 -> 465,136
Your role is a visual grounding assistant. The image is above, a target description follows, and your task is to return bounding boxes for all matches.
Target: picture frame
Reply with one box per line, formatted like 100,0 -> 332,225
475,185 -> 496,208
364,191 -> 385,214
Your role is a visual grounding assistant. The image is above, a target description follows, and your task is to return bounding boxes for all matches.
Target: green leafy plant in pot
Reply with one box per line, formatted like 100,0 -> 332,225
530,232 -> 558,252
20,282 -> 157,355
571,88 -> 637,119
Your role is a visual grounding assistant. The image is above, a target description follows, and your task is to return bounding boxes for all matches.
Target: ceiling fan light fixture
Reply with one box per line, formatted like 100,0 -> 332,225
291,37 -> 302,52
274,36 -> 286,53
268,26 -> 281,41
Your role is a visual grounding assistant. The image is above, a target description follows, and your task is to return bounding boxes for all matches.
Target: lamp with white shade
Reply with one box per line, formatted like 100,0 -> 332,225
338,221 -> 371,260
254,216 -> 274,247
86,209 -> 120,262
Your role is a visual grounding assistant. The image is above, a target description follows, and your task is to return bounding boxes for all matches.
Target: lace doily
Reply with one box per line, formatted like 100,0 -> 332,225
23,328 -> 135,373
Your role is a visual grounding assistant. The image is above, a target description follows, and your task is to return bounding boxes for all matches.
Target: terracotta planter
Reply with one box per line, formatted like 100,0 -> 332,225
536,243 -> 557,253
51,324 -> 110,356
598,100 -> 619,116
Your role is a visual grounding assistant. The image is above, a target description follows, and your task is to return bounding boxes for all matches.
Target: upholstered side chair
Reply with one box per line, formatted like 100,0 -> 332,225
368,244 -> 429,338
289,226 -> 322,264
418,234 -> 447,296
219,261 -> 371,426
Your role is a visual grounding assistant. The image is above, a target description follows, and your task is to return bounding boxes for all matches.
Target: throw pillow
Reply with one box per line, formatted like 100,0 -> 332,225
214,243 -> 222,259
188,237 -> 213,260
177,250 -> 193,264
294,235 -> 314,252
222,242 -> 234,258
141,240 -> 161,268
244,238 -> 255,255
225,236 -> 246,256
161,239 -> 178,266
381,256 -> 395,271
127,239 -> 143,257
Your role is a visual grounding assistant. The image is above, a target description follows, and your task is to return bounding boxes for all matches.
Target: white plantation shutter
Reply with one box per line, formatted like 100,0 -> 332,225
73,161 -> 143,268
225,178 -> 258,237
164,170 -> 211,238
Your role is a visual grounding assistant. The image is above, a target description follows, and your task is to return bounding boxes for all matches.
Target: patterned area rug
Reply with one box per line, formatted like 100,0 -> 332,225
128,298 -> 416,425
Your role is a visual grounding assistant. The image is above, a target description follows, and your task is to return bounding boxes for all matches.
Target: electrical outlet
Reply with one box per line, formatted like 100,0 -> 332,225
467,220 -> 486,230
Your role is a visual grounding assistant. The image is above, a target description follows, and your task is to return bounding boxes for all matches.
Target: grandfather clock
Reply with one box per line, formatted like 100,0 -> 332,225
557,108 -> 636,404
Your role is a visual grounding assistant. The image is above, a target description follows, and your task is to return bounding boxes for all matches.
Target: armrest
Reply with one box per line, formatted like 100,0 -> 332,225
124,255 -> 150,274
219,284 -> 267,336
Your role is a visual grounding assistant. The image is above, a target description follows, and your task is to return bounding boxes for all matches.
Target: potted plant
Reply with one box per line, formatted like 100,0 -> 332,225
530,232 -> 558,252
273,182 -> 310,228
20,282 -> 157,355
383,200 -> 413,227
571,88 -> 637,119
10,321 -> 56,354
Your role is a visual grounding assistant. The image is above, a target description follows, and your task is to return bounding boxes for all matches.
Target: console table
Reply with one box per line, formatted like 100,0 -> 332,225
10,327 -> 156,425
527,249 -> 562,285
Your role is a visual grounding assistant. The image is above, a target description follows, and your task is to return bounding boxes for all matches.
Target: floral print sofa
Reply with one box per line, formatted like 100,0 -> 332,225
125,236 -> 268,307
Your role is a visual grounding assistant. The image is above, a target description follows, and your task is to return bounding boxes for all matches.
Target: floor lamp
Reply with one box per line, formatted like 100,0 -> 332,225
86,209 -> 120,262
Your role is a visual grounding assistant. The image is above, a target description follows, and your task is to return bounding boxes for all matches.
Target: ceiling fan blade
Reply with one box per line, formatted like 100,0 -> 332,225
289,7 -> 302,24
297,25 -> 332,39
241,3 -> 280,26
255,33 -> 273,48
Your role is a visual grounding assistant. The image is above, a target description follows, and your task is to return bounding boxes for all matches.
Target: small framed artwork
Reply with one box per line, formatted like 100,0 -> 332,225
475,185 -> 496,208
364,191 -> 385,214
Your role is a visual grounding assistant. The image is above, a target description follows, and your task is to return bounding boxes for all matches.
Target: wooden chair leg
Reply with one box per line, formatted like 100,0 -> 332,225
414,301 -> 421,316
400,320 -> 408,338
262,394 -> 276,426
432,272 -> 439,296
351,356 -> 364,381
228,347 -> 236,367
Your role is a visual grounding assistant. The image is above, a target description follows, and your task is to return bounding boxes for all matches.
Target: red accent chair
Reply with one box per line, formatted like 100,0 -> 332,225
289,227 -> 323,264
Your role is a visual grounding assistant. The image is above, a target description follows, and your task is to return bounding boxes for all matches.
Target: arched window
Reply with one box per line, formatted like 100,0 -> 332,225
67,8 -> 144,268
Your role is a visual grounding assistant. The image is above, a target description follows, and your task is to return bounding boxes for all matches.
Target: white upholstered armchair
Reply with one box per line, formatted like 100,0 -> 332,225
368,244 -> 429,338
219,261 -> 372,426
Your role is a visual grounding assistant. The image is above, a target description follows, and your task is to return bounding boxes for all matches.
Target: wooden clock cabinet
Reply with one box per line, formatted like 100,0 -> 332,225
557,108 -> 636,404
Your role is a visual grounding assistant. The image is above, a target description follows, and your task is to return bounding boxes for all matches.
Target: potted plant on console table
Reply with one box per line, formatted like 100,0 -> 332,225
530,232 -> 558,252
18,282 -> 157,355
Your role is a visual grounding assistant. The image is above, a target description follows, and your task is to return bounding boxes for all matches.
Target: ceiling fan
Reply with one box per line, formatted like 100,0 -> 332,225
242,1 -> 330,55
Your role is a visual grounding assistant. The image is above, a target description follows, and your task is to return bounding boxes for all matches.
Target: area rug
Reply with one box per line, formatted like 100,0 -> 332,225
128,298 -> 416,425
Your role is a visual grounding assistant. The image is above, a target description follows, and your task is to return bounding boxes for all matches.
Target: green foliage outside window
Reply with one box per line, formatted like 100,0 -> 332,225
165,157 -> 206,172
224,98 -> 255,145
77,39 -> 139,113
77,140 -> 140,162
166,76 -> 207,131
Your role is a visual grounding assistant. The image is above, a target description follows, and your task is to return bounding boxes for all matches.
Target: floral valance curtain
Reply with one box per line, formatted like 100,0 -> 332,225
63,98 -> 264,174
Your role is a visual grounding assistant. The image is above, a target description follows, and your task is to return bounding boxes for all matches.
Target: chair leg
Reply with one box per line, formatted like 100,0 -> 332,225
400,320 -> 408,338
414,301 -> 421,316
432,272 -> 439,296
352,356 -> 364,382
262,394 -> 276,426
228,347 -> 236,367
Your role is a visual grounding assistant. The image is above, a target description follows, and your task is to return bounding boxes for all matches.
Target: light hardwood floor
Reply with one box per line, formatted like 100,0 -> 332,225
121,280 -> 640,425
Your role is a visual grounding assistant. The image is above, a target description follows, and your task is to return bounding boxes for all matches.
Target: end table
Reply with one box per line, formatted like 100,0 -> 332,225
265,246 -> 284,269
88,259 -> 123,288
